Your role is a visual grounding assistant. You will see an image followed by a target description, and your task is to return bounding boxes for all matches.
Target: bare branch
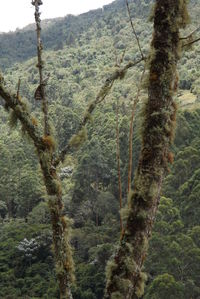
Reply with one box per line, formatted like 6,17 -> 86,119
182,36 -> 200,48
125,0 -> 144,60
32,0 -> 49,136
17,78 -> 21,100
115,99 -> 123,233
53,58 -> 144,166
180,25 -> 200,40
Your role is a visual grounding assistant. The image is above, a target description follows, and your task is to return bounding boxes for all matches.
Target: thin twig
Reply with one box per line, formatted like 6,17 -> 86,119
17,79 -> 21,100
116,98 -> 123,233
114,48 -> 119,67
119,49 -> 126,65
182,36 -> 200,48
114,48 -> 126,67
180,25 -> 200,40
125,0 -> 144,60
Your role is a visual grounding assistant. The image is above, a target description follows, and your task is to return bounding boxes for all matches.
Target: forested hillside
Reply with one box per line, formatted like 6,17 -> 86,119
0,0 -> 200,298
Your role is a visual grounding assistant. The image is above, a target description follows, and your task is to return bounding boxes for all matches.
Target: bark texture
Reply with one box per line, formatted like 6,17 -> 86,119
0,53 -> 143,298
32,0 -> 49,135
0,80 -> 74,299
104,1 -> 189,298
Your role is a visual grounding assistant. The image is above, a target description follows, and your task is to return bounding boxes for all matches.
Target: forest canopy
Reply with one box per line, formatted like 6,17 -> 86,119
0,0 -> 200,298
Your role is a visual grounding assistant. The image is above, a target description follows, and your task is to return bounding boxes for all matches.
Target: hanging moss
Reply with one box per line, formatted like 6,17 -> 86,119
42,135 -> 56,150
63,216 -> 75,282
104,1 -> 190,298
167,151 -> 174,164
38,150 -> 51,166
31,117 -> 38,126
111,292 -> 124,299
135,272 -> 147,298
69,127 -> 87,149
117,277 -> 131,293
9,110 -> 18,128
105,260 -> 118,281
83,112 -> 93,124
120,206 -> 129,223
124,255 -> 136,273
178,0 -> 190,28
52,214 -> 75,284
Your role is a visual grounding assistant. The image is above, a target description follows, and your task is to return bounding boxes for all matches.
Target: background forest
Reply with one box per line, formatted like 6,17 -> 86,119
0,0 -> 200,298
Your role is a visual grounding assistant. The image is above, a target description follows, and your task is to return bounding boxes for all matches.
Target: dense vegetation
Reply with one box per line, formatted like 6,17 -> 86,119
0,0 -> 200,298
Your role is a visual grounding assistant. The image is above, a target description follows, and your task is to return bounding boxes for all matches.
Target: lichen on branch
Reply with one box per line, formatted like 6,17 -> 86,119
104,1 -> 190,298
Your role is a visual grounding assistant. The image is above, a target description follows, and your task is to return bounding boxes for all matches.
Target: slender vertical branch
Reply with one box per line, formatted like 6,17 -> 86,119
32,0 -> 49,136
116,99 -> 123,233
17,78 -> 21,100
125,0 -> 144,60
127,67 -> 146,194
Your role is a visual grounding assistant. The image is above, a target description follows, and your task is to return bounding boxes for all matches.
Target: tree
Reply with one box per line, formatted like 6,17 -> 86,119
144,273 -> 184,299
0,1 -> 143,298
1,0 -> 198,298
104,1 -> 190,298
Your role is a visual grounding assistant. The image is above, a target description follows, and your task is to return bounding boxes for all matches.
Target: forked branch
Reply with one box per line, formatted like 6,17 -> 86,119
182,36 -> 200,48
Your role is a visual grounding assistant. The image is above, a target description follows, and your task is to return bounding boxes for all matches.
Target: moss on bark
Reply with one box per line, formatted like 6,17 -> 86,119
104,1 -> 189,298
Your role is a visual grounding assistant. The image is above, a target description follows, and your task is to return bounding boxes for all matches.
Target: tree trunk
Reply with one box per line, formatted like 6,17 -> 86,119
104,1 -> 189,298
37,148 -> 74,299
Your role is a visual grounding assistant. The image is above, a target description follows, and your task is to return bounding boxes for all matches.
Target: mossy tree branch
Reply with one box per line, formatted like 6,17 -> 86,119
53,57 -> 144,167
104,0 -> 189,298
0,80 -> 44,148
0,2 -> 74,297
0,70 -> 74,299
0,34 -> 143,299
32,0 -> 49,136
0,31 -> 144,299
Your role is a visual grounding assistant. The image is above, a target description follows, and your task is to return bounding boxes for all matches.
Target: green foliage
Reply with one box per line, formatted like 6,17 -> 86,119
145,196 -> 200,299
144,273 -> 184,299
27,201 -> 50,224
0,220 -> 57,298
0,0 -> 200,298
69,128 -> 87,149
0,123 -> 44,219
